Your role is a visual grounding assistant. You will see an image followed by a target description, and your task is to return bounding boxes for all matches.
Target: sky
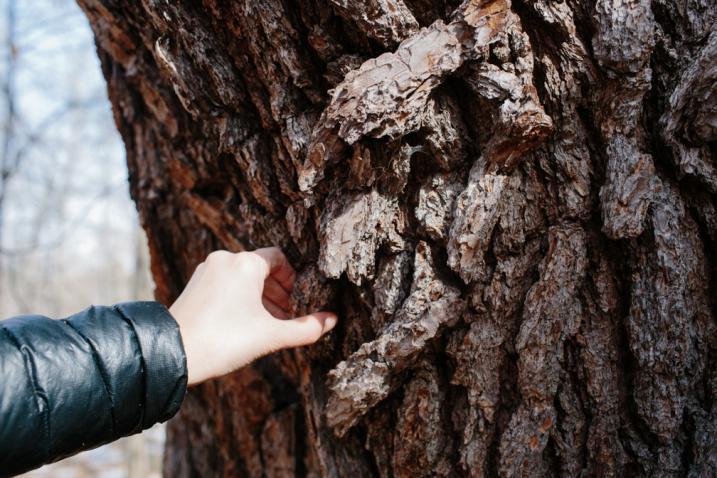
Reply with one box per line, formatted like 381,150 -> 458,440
0,0 -> 152,317
2,2 -> 163,476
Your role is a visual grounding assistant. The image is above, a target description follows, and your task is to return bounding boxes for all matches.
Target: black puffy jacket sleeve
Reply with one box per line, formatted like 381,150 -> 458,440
0,301 -> 187,477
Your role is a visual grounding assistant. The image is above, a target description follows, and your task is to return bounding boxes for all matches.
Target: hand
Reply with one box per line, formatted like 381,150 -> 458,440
169,247 -> 337,385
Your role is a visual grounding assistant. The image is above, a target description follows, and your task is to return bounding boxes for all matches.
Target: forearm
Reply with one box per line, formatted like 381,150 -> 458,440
0,302 -> 187,477
0,246 -> 337,476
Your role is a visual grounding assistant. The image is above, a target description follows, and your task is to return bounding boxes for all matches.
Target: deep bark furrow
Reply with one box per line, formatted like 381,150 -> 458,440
325,241 -> 464,436
326,0 -> 420,47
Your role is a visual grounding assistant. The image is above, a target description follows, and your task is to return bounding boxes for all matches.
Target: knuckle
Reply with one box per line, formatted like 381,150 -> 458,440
259,246 -> 286,263
267,246 -> 283,256
234,251 -> 262,271
206,250 -> 231,264
233,251 -> 252,265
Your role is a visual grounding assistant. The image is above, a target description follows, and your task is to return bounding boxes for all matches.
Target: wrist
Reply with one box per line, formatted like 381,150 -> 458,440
171,302 -> 209,386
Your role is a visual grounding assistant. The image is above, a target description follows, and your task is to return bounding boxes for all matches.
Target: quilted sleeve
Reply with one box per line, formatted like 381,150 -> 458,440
0,301 -> 187,477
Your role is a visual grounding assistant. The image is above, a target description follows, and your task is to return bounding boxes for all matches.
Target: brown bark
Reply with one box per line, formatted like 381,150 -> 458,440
77,0 -> 716,476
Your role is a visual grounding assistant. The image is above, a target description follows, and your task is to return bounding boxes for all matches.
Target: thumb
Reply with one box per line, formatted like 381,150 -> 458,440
276,311 -> 337,348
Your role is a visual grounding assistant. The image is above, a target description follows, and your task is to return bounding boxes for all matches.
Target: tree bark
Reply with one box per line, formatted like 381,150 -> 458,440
78,0 -> 716,476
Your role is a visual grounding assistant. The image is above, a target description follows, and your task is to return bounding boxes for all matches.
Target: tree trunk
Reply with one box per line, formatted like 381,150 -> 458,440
78,0 -> 716,476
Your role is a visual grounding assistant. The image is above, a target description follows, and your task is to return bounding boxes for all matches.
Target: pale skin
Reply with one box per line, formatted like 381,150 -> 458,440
169,247 -> 337,385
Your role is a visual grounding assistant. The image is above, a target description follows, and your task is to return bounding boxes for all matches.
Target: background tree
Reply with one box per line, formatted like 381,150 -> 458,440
78,0 -> 716,476
0,0 -> 163,474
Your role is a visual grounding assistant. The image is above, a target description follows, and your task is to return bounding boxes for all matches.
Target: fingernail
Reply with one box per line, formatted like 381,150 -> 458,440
324,314 -> 337,332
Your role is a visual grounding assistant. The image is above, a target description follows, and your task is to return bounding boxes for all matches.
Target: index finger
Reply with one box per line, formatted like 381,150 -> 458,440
253,247 -> 296,292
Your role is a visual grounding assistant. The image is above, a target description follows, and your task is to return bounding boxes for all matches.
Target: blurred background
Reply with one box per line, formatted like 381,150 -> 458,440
0,0 -> 165,476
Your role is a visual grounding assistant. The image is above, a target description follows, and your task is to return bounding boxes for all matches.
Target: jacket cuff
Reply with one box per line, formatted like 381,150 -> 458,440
115,301 -> 188,429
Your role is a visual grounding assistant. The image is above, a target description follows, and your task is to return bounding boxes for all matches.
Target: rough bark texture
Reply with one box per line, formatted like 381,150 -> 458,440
78,0 -> 716,476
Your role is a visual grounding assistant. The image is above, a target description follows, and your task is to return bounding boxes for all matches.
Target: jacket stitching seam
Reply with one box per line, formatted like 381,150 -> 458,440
0,323 -> 52,462
112,305 -> 148,432
62,317 -> 117,438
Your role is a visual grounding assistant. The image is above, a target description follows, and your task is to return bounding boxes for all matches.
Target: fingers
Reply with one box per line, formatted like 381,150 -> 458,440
263,297 -> 290,319
253,247 -> 296,292
263,276 -> 290,310
274,312 -> 337,348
